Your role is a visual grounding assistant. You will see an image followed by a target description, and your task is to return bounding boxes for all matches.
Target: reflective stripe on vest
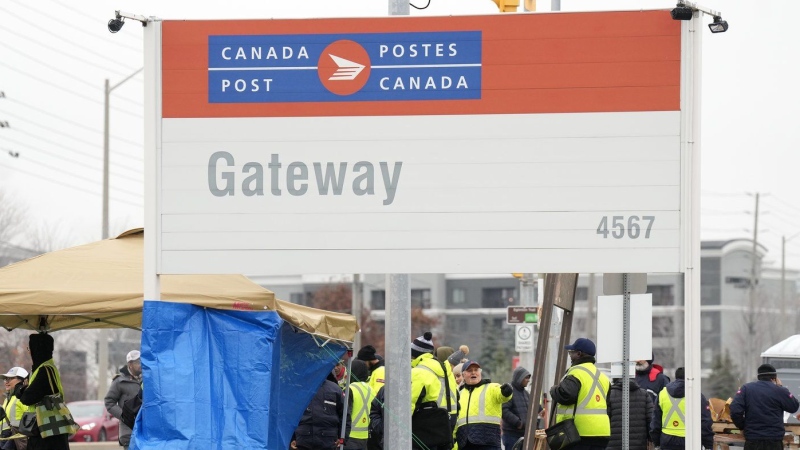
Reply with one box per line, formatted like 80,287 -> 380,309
455,385 -> 502,427
349,383 -> 372,437
1,397 -> 17,430
556,365 -> 608,416
659,390 -> 686,437
416,364 -> 458,414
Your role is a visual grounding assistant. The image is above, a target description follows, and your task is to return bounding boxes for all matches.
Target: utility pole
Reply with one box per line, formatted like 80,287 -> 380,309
747,192 -> 760,379
99,68 -> 142,401
587,273 -> 596,341
781,232 -> 800,329
351,274 -> 363,351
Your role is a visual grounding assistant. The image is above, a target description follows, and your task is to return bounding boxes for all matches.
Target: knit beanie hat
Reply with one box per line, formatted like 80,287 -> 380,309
447,345 -> 470,366
452,363 -> 464,376
757,363 -> 778,380
357,345 -> 377,362
350,359 -> 370,383
675,367 -> 685,380
411,331 -> 434,358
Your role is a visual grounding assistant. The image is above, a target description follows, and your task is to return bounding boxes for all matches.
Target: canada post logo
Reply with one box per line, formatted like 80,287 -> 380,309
208,31 -> 481,103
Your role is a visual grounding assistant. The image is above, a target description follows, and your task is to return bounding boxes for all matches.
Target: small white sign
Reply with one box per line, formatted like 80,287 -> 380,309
515,324 -> 534,352
596,294 -> 653,364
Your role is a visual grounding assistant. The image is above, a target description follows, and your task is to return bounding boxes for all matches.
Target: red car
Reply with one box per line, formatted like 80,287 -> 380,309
67,400 -> 120,442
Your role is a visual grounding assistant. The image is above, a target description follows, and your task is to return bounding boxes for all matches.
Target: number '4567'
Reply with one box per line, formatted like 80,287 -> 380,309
596,216 -> 655,239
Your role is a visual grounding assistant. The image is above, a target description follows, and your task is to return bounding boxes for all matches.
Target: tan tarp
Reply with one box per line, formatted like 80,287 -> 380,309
0,229 -> 357,342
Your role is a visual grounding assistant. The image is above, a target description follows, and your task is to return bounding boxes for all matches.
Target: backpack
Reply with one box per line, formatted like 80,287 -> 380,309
120,392 -> 142,429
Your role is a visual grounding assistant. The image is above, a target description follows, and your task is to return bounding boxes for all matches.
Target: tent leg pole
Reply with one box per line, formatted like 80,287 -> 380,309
339,348 -> 354,450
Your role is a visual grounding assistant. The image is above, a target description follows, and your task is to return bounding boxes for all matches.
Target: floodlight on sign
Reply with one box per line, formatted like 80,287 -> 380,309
708,16 -> 729,33
671,3 -> 694,21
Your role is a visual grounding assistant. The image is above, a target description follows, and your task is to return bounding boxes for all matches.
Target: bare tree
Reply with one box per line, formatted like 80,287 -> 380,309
0,189 -> 27,245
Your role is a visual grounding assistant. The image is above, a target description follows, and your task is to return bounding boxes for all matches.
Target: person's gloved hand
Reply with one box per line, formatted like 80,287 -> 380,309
12,382 -> 24,398
501,383 -> 513,397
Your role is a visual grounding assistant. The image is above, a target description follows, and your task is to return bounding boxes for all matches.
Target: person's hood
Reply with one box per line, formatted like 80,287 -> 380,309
411,353 -> 444,370
666,378 -> 685,398
120,365 -> 130,376
611,379 -> 641,392
326,372 -> 339,383
435,346 -> 455,364
412,353 -> 444,376
511,366 -> 531,390
650,364 -> 665,382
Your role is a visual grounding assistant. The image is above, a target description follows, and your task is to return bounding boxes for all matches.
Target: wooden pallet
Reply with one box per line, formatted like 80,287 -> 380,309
713,421 -> 800,449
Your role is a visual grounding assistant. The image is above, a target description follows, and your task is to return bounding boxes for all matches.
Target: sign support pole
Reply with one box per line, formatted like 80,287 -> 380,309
519,274 -> 536,373
622,273 -> 630,450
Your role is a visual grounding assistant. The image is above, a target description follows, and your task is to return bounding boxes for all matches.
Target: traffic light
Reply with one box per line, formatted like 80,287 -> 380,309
492,0 -> 519,13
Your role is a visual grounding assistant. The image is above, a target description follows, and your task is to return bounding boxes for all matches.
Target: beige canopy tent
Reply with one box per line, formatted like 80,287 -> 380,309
0,229 -> 357,343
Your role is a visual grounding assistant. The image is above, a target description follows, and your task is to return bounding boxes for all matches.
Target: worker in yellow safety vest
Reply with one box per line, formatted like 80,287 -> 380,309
356,345 -> 385,400
651,367 -> 715,450
345,360 -> 373,450
0,366 -> 29,440
453,359 -> 512,450
549,338 -> 611,450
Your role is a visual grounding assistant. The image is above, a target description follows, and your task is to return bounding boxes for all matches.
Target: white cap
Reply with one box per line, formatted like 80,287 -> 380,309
126,350 -> 141,362
2,367 -> 29,379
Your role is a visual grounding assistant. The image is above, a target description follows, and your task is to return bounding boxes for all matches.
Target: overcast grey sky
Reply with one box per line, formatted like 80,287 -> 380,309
1,0 -> 798,271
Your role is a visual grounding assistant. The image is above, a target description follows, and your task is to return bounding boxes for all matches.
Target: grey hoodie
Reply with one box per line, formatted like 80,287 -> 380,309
104,368 -> 141,446
502,367 -> 531,433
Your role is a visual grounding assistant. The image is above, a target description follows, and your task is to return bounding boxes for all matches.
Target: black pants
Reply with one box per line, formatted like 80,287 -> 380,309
744,440 -> 783,450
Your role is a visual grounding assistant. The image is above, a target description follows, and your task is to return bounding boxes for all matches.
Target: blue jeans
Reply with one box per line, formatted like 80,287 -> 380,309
502,431 -> 523,450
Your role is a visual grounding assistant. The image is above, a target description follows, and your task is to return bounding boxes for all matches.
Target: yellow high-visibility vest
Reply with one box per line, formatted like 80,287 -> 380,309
658,388 -> 685,437
554,363 -> 610,437
348,382 -> 372,440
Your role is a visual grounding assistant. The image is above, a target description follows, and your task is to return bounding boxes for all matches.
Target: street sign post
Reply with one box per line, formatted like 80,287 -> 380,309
507,306 -> 539,325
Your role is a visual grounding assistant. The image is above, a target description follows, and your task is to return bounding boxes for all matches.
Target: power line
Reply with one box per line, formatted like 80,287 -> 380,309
48,0 -> 144,48
0,163 -> 143,208
701,191 -> 747,198
767,195 -> 800,217
1,136 -> 143,183
4,152 -> 142,199
0,43 -> 143,109
3,97 -> 143,148
0,62 -> 143,119
2,112 -> 144,164
0,4 -> 142,78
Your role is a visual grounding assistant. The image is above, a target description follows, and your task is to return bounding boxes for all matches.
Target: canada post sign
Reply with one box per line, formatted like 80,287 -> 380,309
208,31 -> 482,103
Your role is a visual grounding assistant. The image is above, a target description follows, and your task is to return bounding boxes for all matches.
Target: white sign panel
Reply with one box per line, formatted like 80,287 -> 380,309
515,324 -> 533,353
151,12 -> 685,275
596,294 -> 653,364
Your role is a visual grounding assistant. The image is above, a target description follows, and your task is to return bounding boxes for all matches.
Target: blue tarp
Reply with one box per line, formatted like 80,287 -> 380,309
131,301 -> 346,450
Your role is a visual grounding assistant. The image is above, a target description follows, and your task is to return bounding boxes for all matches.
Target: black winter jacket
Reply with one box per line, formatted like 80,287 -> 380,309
606,379 -> 653,450
368,387 -> 385,450
549,355 -> 610,448
502,367 -> 530,433
650,379 -> 714,450
294,374 -> 352,450
730,379 -> 800,441
456,379 -> 504,449
18,348 -> 69,450
635,363 -> 670,405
